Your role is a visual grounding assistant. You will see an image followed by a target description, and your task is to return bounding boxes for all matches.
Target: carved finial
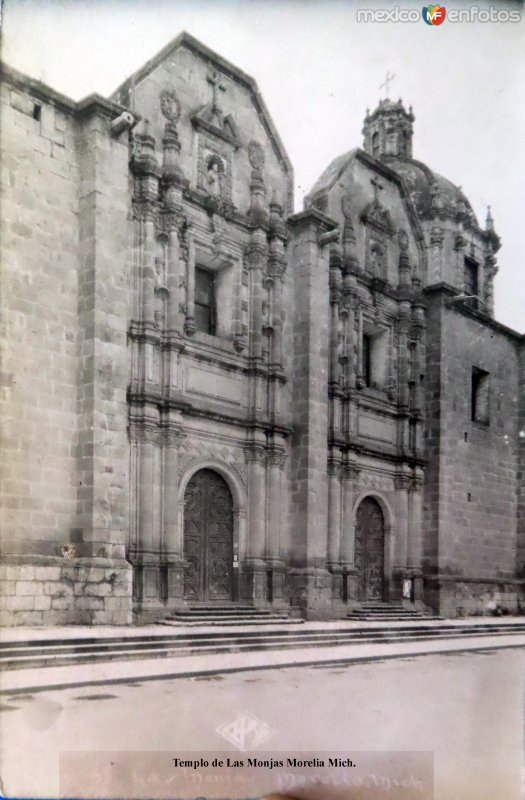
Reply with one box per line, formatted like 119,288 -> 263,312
485,205 -> 494,232
379,70 -> 396,98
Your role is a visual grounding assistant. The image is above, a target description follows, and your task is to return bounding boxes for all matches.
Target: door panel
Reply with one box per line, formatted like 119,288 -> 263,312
183,469 -> 233,601
355,497 -> 385,601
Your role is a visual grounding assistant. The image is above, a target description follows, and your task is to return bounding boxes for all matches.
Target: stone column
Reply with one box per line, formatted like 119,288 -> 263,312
341,462 -> 360,602
329,295 -> 342,436
233,256 -> 246,352
408,476 -> 424,601
329,283 -> 340,387
356,305 -> 364,388
266,444 -> 287,606
135,424 -> 161,606
166,226 -> 181,332
327,453 -> 343,603
346,297 -> 356,391
142,216 -> 156,326
484,254 -> 497,318
162,420 -> 185,603
243,442 -> 268,603
184,232 -> 196,336
268,197 -> 287,369
398,303 -> 411,411
248,232 -> 267,361
270,275 -> 284,369
430,227 -> 445,284
454,229 -> 467,288
393,474 -> 410,601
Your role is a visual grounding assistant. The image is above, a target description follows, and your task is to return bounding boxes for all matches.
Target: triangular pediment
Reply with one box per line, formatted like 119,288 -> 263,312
361,198 -> 395,236
191,102 -> 240,147
111,31 -> 291,175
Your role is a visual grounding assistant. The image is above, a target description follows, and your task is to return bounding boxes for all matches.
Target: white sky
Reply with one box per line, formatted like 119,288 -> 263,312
2,0 -> 524,332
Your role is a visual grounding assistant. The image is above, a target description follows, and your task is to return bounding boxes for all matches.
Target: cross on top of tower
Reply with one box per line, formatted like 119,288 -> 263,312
207,69 -> 226,108
379,71 -> 396,98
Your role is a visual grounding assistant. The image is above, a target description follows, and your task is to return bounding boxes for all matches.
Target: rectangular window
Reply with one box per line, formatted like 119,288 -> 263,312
464,257 -> 479,309
194,267 -> 216,335
471,367 -> 490,425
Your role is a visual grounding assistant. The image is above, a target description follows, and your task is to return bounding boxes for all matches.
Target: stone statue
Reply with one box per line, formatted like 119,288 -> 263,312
206,161 -> 221,197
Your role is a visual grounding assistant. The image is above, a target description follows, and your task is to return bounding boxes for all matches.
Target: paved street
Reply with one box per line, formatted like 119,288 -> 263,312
1,647 -> 523,800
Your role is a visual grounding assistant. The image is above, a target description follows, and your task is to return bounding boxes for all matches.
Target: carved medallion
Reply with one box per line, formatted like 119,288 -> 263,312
248,141 -> 265,170
160,88 -> 181,122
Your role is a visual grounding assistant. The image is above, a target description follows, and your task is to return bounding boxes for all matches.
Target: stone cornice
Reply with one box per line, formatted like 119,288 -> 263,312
330,437 -> 427,468
128,389 -> 292,438
1,62 -> 130,121
287,207 -> 338,232
424,283 -> 523,341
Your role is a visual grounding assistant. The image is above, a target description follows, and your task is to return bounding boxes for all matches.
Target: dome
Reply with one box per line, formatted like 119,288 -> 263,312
306,99 -> 480,228
384,155 -> 478,225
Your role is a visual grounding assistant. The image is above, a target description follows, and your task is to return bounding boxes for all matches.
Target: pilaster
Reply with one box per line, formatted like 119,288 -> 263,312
242,440 -> 268,603
287,209 -> 337,618
341,461 -> 360,602
75,104 -> 132,579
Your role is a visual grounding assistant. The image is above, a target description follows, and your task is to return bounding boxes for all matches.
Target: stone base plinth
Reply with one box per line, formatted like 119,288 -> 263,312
240,559 -> 269,605
0,555 -> 132,626
424,576 -> 521,618
289,567 -> 335,620
342,567 -> 359,602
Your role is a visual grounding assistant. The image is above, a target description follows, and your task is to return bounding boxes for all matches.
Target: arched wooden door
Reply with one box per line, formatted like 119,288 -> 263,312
183,469 -> 234,601
354,497 -> 385,601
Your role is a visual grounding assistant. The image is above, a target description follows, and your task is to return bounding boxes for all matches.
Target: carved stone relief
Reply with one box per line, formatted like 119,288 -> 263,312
178,439 -> 246,487
358,472 -> 394,492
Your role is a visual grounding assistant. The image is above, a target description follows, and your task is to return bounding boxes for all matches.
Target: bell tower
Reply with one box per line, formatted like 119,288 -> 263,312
362,99 -> 415,160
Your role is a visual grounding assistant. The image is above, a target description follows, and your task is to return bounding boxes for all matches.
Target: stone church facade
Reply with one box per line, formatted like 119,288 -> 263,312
1,33 -> 523,625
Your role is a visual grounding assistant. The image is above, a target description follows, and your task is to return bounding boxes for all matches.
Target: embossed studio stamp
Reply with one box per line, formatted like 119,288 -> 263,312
216,714 -> 273,751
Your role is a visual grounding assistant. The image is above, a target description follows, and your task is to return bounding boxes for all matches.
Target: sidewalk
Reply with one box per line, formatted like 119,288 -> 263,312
1,614 -> 523,641
1,619 -> 524,695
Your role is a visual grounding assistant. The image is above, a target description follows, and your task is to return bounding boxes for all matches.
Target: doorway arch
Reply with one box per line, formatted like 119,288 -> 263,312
183,468 -> 234,601
355,496 -> 386,601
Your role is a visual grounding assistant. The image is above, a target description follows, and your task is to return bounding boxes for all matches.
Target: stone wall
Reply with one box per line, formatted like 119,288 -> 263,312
517,341 -> 525,591
0,75 -> 80,556
0,70 -> 133,625
424,287 -> 522,615
0,558 -> 132,626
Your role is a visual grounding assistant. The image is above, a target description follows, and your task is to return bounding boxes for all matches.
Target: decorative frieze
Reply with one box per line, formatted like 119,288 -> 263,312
327,456 -> 343,479
408,476 -> 424,493
163,425 -> 186,447
129,420 -> 160,445
394,474 -> 412,492
342,463 -> 360,483
267,447 -> 287,470
244,444 -> 267,465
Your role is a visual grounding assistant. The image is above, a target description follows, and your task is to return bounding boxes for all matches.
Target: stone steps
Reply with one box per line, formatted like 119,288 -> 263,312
162,604 -> 298,626
347,602 -> 440,622
1,621 -> 525,672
